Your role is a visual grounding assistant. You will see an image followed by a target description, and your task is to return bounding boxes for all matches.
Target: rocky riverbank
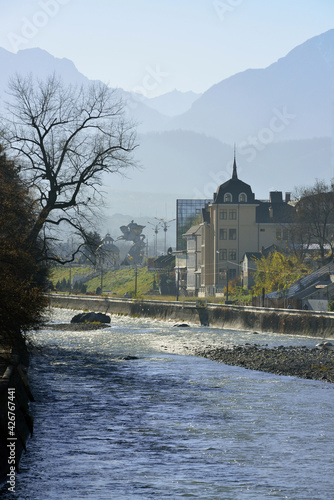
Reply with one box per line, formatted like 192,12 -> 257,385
195,344 -> 334,383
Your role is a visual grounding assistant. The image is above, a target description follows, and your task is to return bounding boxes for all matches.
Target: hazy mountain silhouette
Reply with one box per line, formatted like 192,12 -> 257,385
118,132 -> 331,200
138,89 -> 201,117
0,47 -> 90,93
0,31 -> 333,230
0,46 -> 169,133
166,30 -> 334,143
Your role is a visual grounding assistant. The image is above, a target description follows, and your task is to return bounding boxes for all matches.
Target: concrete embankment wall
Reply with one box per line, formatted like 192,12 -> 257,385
49,294 -> 334,339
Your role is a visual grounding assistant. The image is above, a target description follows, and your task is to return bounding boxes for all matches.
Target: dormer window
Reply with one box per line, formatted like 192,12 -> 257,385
224,193 -> 232,203
239,192 -> 247,202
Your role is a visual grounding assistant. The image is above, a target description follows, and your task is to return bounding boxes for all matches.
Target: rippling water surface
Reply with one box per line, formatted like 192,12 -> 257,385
3,309 -> 334,499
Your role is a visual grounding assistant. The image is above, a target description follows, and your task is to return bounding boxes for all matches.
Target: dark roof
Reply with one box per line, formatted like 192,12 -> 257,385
153,254 -> 175,269
243,252 -> 262,260
256,200 -> 295,223
213,156 -> 255,204
213,177 -> 255,204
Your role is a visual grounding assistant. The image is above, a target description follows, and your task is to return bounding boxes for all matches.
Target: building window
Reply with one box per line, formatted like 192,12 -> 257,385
229,228 -> 237,240
229,249 -> 237,260
283,229 -> 289,241
239,192 -> 247,202
229,209 -> 237,220
219,268 -> 226,279
224,193 -> 232,203
219,210 -> 227,220
276,229 -> 281,240
219,228 -> 227,240
219,249 -> 227,261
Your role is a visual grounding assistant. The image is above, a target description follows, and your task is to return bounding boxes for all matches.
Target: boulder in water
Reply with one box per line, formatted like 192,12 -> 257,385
71,312 -> 110,324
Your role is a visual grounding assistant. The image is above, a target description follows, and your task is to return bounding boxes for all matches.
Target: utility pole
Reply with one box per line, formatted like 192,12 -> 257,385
155,217 -> 175,254
147,221 -> 161,257
176,268 -> 179,301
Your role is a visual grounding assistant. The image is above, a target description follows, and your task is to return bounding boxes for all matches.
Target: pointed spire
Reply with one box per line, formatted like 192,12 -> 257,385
232,143 -> 238,180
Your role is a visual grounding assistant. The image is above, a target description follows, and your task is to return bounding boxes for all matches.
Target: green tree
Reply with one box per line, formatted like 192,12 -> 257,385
0,145 -> 47,340
252,251 -> 310,297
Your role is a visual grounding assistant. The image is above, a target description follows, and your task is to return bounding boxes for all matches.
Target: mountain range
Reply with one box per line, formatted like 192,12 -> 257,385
0,30 -> 333,245
167,29 -> 334,142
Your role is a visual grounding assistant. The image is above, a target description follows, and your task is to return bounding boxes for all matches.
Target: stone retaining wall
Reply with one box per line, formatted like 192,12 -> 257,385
48,294 -> 334,338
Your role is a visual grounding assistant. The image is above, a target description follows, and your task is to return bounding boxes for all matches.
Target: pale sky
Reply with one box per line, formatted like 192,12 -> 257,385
1,0 -> 333,96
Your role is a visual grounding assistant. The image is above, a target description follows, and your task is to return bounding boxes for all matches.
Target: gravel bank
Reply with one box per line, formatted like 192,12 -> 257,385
195,344 -> 334,383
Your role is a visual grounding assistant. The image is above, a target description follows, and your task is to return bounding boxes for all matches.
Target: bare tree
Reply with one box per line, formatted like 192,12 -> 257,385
0,74 -> 137,262
294,180 -> 334,264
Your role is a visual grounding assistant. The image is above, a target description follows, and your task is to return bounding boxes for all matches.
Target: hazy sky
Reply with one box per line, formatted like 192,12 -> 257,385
1,0 -> 333,96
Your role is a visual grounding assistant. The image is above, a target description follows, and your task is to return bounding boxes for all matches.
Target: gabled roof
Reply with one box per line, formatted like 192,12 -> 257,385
183,224 -> 202,237
243,252 -> 262,261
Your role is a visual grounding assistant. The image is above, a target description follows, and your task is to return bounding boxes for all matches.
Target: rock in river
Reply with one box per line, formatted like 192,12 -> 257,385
71,312 -> 111,324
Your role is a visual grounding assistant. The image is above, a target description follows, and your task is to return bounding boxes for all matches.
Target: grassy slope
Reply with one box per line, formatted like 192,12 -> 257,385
50,266 -> 155,296
50,266 -> 251,303
50,266 -> 93,283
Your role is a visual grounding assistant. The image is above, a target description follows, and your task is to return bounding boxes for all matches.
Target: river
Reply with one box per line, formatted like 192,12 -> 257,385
3,308 -> 334,499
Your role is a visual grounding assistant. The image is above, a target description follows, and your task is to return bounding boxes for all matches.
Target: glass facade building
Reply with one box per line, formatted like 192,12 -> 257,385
176,199 -> 210,250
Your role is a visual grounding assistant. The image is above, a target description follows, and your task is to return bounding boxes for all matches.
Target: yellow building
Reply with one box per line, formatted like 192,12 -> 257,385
184,156 -> 294,297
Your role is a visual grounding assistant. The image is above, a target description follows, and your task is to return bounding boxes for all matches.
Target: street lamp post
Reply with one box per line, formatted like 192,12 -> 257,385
155,217 -> 175,254
147,221 -> 161,256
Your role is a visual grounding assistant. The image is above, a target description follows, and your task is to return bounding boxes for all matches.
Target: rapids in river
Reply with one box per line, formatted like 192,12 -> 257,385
2,308 -> 334,499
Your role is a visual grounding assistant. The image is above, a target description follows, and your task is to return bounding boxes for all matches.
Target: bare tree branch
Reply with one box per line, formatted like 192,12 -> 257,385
293,179 -> 334,264
0,73 -> 138,260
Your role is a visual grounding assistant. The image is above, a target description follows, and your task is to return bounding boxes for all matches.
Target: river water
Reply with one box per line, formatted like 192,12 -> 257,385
3,308 -> 334,499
